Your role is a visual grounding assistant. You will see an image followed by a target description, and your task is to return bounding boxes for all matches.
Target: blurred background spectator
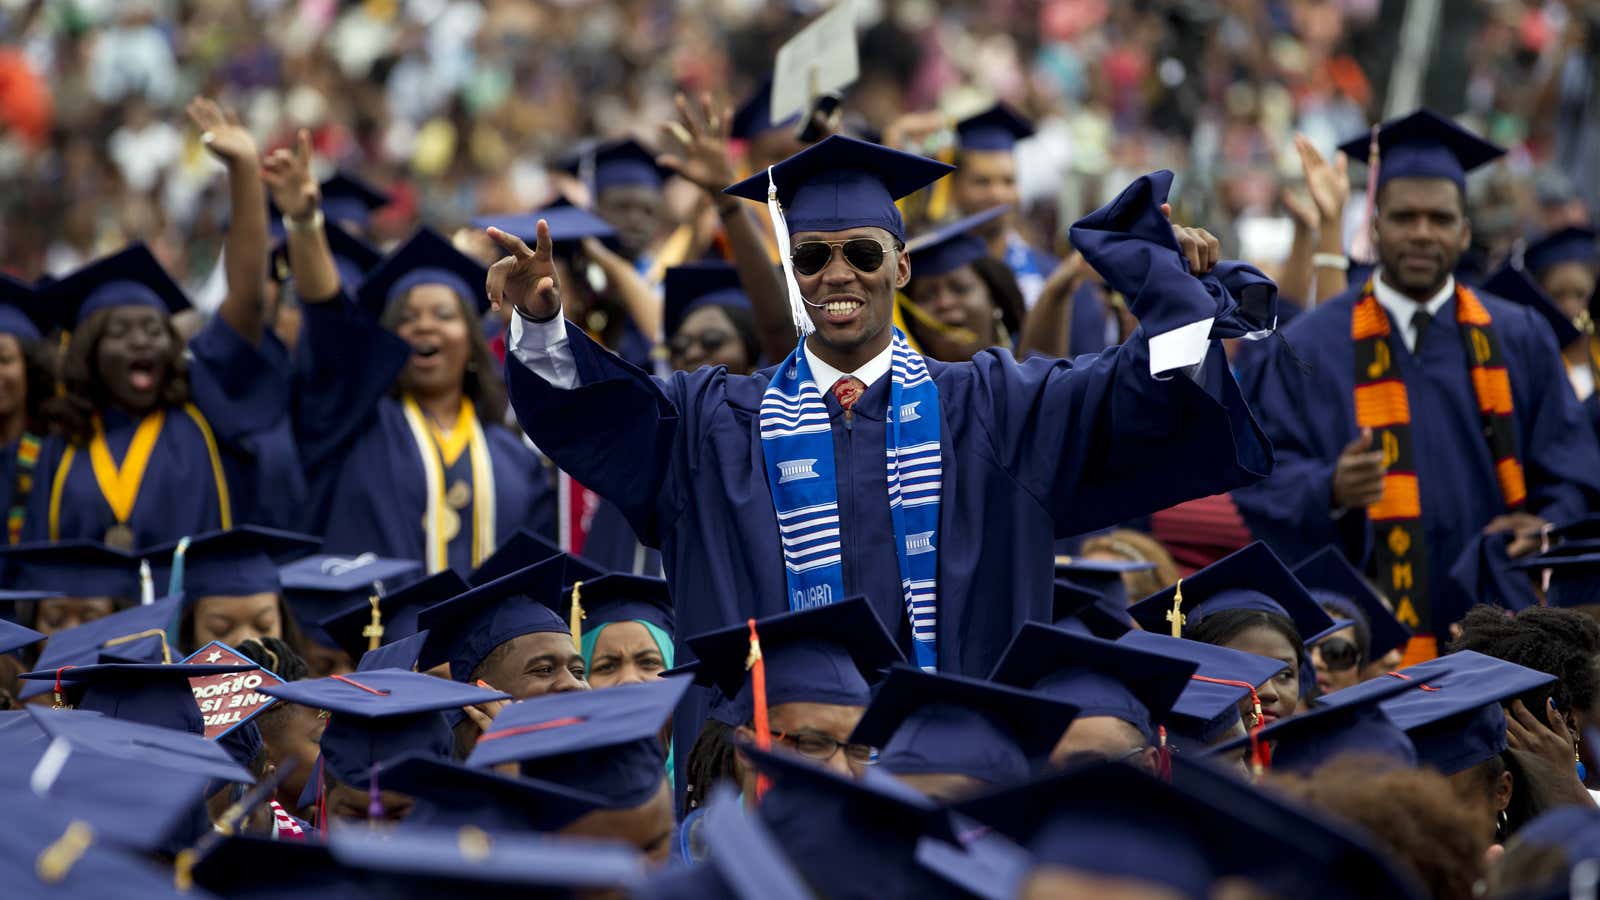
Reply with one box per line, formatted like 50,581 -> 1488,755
0,0 -> 1588,298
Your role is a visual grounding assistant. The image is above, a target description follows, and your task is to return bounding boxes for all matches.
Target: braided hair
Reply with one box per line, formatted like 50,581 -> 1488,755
683,719 -> 742,812
1449,605 -> 1600,718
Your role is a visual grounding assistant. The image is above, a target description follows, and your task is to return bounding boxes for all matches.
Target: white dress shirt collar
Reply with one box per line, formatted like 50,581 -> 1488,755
803,334 -> 896,391
1373,271 -> 1455,353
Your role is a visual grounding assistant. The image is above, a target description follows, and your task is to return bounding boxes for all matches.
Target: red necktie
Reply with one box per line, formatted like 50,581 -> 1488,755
831,375 -> 866,412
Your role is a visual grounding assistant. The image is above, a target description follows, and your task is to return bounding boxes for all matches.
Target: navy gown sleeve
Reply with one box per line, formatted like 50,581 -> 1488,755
505,322 -> 688,546
1504,303 -> 1600,522
292,294 -> 412,472
186,314 -> 292,442
967,333 -> 1271,539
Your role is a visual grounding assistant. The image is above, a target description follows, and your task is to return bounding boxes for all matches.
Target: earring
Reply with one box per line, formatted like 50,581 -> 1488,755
1496,809 -> 1509,842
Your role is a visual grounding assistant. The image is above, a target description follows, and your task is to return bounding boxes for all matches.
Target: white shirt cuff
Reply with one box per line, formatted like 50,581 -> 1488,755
508,310 -> 579,390
1147,317 -> 1215,383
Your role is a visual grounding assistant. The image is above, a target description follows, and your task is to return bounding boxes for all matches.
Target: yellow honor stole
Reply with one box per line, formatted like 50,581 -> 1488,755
49,403 -> 230,546
401,395 -> 496,573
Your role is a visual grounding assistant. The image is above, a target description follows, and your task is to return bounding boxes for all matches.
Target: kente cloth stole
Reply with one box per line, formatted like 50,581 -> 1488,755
759,329 -> 943,670
1351,282 -> 1524,633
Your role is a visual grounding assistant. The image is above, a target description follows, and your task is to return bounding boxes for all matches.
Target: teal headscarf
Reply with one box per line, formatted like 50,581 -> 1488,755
581,619 -> 677,780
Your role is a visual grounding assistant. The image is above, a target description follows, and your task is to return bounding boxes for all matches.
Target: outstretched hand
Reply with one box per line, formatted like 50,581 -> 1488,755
260,128 -> 320,222
658,92 -> 737,196
187,97 -> 257,168
1161,203 -> 1221,274
1294,134 -> 1350,228
486,220 -> 562,320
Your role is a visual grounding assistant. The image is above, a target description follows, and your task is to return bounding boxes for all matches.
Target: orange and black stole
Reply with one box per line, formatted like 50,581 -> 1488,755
1351,281 -> 1525,659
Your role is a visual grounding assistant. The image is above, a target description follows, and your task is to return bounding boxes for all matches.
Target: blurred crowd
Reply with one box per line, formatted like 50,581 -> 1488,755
1,0 -> 1596,300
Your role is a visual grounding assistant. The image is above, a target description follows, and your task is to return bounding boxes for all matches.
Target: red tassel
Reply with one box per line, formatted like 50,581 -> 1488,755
1155,725 -> 1172,782
1190,674 -> 1271,776
315,755 -> 327,836
747,619 -> 771,801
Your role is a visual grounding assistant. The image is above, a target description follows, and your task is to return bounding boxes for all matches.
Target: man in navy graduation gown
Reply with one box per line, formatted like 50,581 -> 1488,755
1233,111 -> 1600,652
486,134 -> 1272,679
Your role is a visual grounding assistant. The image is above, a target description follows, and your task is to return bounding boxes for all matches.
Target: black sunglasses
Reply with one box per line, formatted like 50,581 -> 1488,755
1316,637 -> 1363,672
790,238 -> 898,277
668,328 -> 733,358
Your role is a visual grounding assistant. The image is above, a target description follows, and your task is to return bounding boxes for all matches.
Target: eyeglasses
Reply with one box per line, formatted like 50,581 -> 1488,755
770,729 -> 878,766
1055,745 -> 1149,769
1315,637 -> 1363,672
668,328 -> 733,358
790,238 -> 899,277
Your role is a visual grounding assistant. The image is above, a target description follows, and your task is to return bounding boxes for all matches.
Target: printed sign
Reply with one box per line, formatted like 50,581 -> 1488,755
181,641 -> 284,739
770,1 -> 860,127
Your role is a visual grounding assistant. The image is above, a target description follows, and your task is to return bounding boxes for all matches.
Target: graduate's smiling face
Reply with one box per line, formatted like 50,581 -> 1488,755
951,150 -> 1018,235
94,306 -> 175,413
792,226 -> 908,361
473,632 -> 589,700
392,284 -> 472,399
1374,178 -> 1472,300
907,263 -> 997,360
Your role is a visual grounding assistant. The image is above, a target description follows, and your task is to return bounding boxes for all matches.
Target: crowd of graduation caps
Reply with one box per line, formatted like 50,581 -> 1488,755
9,63 -> 1600,900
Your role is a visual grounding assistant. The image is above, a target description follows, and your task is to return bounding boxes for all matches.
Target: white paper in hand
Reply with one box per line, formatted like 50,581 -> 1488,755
771,1 -> 861,128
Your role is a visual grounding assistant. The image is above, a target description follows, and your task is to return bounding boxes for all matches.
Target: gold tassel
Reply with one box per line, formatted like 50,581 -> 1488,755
568,581 -> 586,653
1166,579 -> 1186,638
36,821 -> 92,883
362,595 -> 385,652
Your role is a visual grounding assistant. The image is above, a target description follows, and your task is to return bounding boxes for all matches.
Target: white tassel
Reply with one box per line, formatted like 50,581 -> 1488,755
766,166 -> 813,337
138,560 -> 153,606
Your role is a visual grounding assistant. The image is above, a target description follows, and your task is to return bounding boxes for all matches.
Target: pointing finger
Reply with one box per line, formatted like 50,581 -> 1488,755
486,226 -> 534,259
534,218 -> 553,260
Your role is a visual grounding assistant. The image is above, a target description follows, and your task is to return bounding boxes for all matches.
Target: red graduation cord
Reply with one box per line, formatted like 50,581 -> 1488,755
1155,725 -> 1172,782
330,674 -> 391,695
746,619 -> 771,801
476,716 -> 587,742
1386,671 -> 1440,691
1190,674 -> 1272,775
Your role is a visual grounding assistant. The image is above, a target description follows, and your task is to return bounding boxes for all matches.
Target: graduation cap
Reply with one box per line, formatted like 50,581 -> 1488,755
278,553 -> 423,652
0,616 -> 44,656
662,262 -> 750,341
18,661 -> 257,734
742,743 -> 958,898
415,558 -> 569,683
954,103 -> 1035,153
353,227 -> 490,322
1212,676 -> 1421,774
562,571 -> 674,643
373,752 -> 604,833
1128,541 -> 1339,644
1055,554 -> 1154,610
1483,263 -> 1582,348
730,78 -> 799,141
958,757 -> 1426,900
0,737 -> 219,858
1337,109 -> 1505,192
188,836 -> 364,899
472,201 -> 619,258
17,596 -> 184,700
0,539 -> 145,599
1117,630 -> 1289,748
723,134 -> 954,242
913,831 -> 1031,900
23,704 -> 255,783
1049,579 -> 1132,640
1513,548 -> 1600,608
468,528 -> 591,587
1317,650 -> 1556,774
468,675 -> 688,809
327,822 -> 649,895
261,669 -> 507,788
41,243 -> 190,329
0,272 -> 50,341
848,665 -> 1080,785
355,629 -> 429,673
904,205 -> 1010,279
270,221 -> 383,291
145,526 -> 320,601
1507,805 -> 1600,896
318,172 -> 391,231
1293,546 -> 1413,660
679,594 -> 904,724
560,137 -> 673,194
0,783 -> 214,900
636,784 -> 813,900
319,569 -> 467,662
1525,226 -> 1599,277
988,623 -> 1196,742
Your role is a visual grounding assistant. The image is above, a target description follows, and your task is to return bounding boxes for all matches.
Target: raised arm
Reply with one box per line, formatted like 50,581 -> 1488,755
189,97 -> 269,344
658,93 -> 794,362
261,129 -> 340,303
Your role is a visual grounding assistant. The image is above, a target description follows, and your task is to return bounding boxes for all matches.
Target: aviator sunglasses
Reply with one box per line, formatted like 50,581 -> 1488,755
790,238 -> 901,277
